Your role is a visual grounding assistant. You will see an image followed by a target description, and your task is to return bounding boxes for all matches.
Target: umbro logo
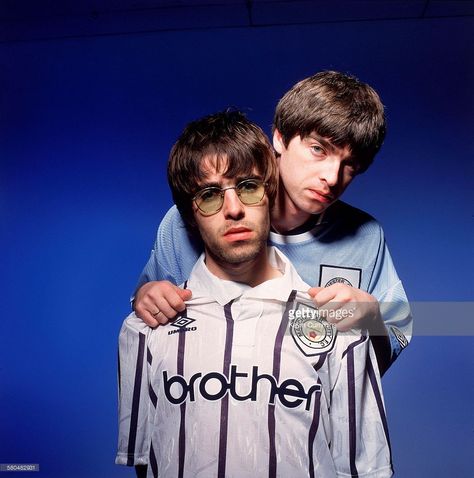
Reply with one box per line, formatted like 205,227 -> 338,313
172,317 -> 196,328
168,316 -> 197,335
390,326 -> 408,349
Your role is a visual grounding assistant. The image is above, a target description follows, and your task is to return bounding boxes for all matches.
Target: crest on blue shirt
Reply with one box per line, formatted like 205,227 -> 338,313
319,265 -> 361,288
289,302 -> 337,356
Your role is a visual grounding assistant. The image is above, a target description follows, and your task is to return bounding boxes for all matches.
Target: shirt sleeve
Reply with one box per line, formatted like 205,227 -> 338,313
329,334 -> 393,477
116,314 -> 153,466
134,206 -> 203,294
368,228 -> 412,366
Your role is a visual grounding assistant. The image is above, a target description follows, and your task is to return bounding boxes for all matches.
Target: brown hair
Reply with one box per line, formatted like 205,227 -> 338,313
167,110 -> 278,228
273,71 -> 386,172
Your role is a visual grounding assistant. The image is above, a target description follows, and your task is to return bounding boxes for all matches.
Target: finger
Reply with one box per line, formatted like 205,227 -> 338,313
311,287 -> 338,307
166,288 -> 191,312
315,282 -> 356,308
134,298 -> 158,322
307,287 -> 323,297
153,297 -> 182,320
332,306 -> 359,330
140,310 -> 159,328
144,285 -> 190,316
318,300 -> 344,324
334,318 -> 355,332
177,288 -> 193,301
154,310 -> 172,326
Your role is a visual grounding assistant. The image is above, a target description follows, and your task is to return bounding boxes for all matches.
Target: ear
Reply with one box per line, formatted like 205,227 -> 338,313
273,129 -> 285,155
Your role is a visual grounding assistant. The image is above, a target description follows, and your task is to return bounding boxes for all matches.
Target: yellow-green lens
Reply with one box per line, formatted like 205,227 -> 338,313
195,188 -> 223,215
238,181 -> 265,205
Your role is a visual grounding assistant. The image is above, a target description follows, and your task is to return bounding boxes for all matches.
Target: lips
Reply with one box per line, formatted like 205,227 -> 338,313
308,189 -> 334,204
223,227 -> 253,242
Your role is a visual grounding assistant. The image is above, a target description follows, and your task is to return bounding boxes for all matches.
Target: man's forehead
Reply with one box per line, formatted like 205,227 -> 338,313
198,155 -> 260,184
199,155 -> 227,176
197,155 -> 229,185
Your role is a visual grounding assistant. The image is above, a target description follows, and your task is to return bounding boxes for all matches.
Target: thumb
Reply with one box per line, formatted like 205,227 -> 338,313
177,288 -> 193,300
307,286 -> 323,297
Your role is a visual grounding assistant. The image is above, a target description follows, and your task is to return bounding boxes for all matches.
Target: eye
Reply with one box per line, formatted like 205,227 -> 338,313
310,144 -> 325,155
198,188 -> 220,202
238,180 -> 259,192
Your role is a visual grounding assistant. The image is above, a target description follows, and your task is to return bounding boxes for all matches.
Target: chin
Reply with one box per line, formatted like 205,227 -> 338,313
218,241 -> 264,265
300,202 -> 329,215
225,249 -> 260,265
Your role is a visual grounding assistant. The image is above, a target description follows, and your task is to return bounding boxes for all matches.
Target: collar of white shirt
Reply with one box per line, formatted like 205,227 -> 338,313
184,247 -> 309,307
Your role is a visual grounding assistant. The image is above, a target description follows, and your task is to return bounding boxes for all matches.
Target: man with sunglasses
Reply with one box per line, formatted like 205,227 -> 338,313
116,111 -> 393,477
133,71 -> 412,375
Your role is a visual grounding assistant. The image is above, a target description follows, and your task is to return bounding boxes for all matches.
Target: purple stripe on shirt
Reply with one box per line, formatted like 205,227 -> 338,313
148,382 -> 157,408
344,334 -> 368,478
268,404 -> 277,478
178,402 -> 186,478
117,347 -> 121,396
342,334 -> 367,360
146,347 -> 157,406
313,353 -> 328,372
347,344 -> 358,478
268,289 -> 297,478
149,440 -> 158,478
367,355 -> 394,473
341,334 -> 368,478
217,300 -> 235,478
177,302 -> 188,478
308,378 -> 322,478
127,332 -> 146,466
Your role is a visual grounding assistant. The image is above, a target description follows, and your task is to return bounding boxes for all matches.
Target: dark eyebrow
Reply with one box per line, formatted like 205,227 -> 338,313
306,134 -> 334,150
306,134 -> 354,160
197,174 -> 263,191
196,181 -> 222,190
234,174 -> 263,183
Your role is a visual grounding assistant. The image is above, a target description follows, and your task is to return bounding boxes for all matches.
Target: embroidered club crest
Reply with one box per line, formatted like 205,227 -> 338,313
319,265 -> 361,288
289,302 -> 337,356
325,276 -> 352,287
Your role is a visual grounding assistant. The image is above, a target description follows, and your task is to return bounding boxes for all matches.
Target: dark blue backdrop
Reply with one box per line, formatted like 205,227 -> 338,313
1,13 -> 473,478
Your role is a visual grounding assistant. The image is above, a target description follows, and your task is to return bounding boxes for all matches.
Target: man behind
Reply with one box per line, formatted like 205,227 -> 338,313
116,111 -> 393,477
133,71 -> 412,374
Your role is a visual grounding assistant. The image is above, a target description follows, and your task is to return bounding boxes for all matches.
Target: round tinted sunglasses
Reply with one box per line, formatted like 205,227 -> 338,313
192,178 -> 267,216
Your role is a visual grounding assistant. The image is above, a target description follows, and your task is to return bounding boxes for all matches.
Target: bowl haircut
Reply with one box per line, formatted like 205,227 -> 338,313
273,71 -> 386,173
167,110 -> 278,229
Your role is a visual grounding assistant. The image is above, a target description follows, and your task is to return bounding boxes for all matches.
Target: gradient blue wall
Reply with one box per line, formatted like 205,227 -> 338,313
1,15 -> 473,477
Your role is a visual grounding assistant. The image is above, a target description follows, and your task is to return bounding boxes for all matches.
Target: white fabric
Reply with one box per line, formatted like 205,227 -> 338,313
117,248 -> 393,477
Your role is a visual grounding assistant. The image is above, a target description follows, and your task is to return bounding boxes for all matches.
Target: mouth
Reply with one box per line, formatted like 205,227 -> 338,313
308,189 -> 334,204
223,227 -> 253,242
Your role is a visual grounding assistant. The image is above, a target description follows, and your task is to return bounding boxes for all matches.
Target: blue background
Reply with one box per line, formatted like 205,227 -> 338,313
1,4 -> 473,477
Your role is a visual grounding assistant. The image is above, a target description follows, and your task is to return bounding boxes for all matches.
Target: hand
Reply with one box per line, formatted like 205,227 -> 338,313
133,281 -> 192,327
308,283 -> 382,333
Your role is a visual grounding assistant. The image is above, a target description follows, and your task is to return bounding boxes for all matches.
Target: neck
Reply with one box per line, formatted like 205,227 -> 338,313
270,182 -> 312,234
204,248 -> 281,287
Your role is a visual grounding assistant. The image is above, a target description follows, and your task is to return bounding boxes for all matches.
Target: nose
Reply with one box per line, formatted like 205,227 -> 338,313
320,156 -> 341,188
221,188 -> 245,220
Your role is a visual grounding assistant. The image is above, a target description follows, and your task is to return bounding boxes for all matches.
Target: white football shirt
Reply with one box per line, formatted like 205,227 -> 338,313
117,248 -> 393,477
